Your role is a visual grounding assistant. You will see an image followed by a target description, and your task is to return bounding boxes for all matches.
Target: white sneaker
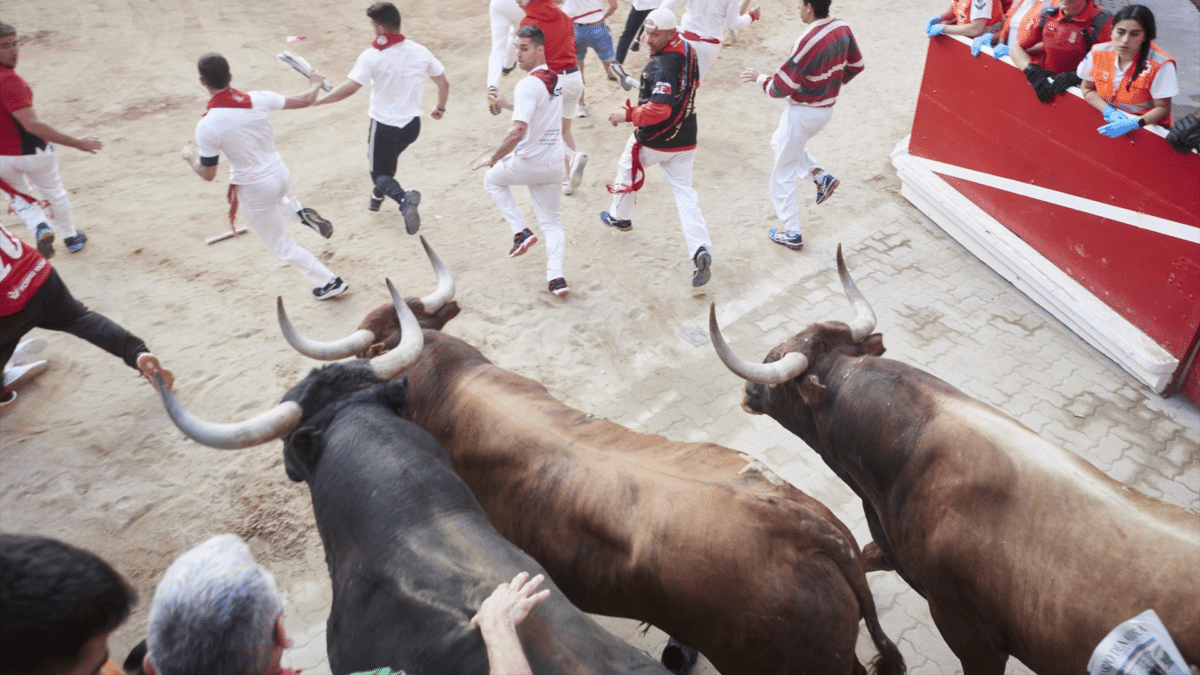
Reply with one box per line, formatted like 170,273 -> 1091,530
568,152 -> 588,193
9,337 -> 47,367
576,104 -> 588,118
3,359 -> 48,389
562,180 -> 573,196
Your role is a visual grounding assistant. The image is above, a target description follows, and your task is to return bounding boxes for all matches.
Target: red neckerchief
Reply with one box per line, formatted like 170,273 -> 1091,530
205,88 -> 252,115
372,34 -> 406,50
529,66 -> 559,96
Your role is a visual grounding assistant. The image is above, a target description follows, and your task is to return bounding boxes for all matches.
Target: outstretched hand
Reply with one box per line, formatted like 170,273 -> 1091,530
740,68 -> 761,83
471,572 -> 551,632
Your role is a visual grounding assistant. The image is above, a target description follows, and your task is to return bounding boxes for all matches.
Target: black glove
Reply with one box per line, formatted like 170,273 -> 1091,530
1024,64 -> 1057,103
1050,71 -> 1082,96
1165,114 -> 1200,153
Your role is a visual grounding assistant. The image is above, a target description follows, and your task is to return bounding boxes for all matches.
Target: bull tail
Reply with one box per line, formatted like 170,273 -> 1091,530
850,563 -> 906,675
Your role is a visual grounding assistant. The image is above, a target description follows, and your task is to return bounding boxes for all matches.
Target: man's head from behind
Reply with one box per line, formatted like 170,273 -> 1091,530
197,53 -> 231,91
367,2 -> 401,34
515,26 -> 547,72
801,0 -> 832,21
0,533 -> 136,675
144,534 -> 286,675
0,23 -> 18,69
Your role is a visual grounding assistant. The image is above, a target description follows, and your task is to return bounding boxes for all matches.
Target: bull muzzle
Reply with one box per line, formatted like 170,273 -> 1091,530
709,245 -> 877,384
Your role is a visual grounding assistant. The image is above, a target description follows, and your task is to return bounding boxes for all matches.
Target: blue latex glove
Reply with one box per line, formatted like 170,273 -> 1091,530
992,43 -> 1010,59
971,33 -> 995,56
926,15 -> 943,29
1102,104 -> 1125,124
927,22 -> 946,37
1098,117 -> 1140,138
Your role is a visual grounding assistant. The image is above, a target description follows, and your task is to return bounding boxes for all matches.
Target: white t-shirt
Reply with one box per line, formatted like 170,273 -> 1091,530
1076,49 -> 1179,100
195,91 -> 286,185
562,0 -> 606,23
511,65 -> 564,164
348,39 -> 445,129
632,0 -> 662,10
662,0 -> 752,40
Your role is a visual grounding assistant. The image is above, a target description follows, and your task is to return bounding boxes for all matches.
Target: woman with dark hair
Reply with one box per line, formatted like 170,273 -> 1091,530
1077,3 -> 1177,137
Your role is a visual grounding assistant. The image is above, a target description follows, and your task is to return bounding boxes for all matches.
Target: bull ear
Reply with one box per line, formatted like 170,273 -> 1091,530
385,375 -> 410,414
863,334 -> 885,357
283,427 -> 323,483
799,373 -> 827,406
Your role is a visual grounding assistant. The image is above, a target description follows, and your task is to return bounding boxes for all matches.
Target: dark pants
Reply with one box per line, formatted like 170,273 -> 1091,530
615,7 -> 652,64
367,117 -> 421,191
0,268 -> 147,372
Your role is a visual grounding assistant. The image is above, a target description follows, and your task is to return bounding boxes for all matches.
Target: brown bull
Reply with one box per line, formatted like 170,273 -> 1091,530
709,246 -> 1200,675
333,245 -> 906,675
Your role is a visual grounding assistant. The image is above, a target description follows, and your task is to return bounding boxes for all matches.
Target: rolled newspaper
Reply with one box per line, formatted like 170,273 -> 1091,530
277,51 -> 332,92
1088,610 -> 1190,675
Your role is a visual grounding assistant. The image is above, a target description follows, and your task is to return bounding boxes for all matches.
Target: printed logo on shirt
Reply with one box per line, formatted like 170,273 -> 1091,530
652,81 -> 672,96
974,0 -> 986,8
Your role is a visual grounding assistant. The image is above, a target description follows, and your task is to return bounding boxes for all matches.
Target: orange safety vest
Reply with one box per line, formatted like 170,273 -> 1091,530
1091,42 -> 1174,126
952,0 -> 1003,28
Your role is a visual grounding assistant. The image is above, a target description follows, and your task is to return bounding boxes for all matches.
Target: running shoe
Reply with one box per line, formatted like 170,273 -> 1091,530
510,228 -> 538,258
692,247 -> 712,287
600,211 -> 631,231
35,223 -> 55,259
815,173 -> 839,205
769,229 -> 804,250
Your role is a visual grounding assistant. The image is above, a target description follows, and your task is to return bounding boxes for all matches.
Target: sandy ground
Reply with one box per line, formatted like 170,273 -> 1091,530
2,0 -> 1198,673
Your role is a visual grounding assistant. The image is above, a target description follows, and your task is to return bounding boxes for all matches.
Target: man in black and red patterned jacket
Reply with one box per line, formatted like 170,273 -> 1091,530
602,7 -> 714,288
741,0 -> 863,250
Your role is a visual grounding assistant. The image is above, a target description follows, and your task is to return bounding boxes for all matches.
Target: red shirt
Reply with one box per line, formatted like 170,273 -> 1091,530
0,65 -> 44,156
1021,0 -> 1112,73
520,0 -> 578,74
0,223 -> 51,316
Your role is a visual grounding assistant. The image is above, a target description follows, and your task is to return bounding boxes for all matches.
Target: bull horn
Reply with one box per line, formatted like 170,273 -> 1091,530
836,244 -> 876,342
278,297 -> 375,361
418,236 -> 456,313
154,372 -> 302,449
369,278 -> 424,380
709,303 -> 809,384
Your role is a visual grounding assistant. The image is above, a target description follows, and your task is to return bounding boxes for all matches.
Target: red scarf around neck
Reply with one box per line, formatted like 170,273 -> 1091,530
205,88 -> 252,114
372,34 -> 406,50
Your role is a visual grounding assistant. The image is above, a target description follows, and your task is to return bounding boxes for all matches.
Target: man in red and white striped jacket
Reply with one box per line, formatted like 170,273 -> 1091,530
741,0 -> 862,250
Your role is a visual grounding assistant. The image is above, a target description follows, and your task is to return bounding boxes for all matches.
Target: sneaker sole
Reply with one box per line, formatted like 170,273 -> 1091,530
302,210 -> 333,239
551,286 -> 570,297
692,254 -> 712,287
402,191 -> 421,235
10,337 -> 48,367
37,228 -> 55,259
3,359 -> 48,389
770,233 -> 804,250
816,179 -> 839,205
510,235 -> 538,258
314,284 -> 348,300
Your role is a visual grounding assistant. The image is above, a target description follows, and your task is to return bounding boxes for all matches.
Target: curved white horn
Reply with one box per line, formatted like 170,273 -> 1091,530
278,297 -> 375,361
709,303 -> 809,385
418,236 -> 456,313
370,278 -> 424,380
836,245 -> 877,342
155,374 -> 302,450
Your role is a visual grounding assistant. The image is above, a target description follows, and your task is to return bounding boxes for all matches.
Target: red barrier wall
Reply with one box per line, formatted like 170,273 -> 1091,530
910,37 -> 1200,394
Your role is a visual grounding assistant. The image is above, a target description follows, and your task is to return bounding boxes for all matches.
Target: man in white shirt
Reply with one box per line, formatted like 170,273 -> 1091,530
661,0 -> 761,77
314,2 -> 450,235
473,26 -> 570,298
182,53 -> 346,301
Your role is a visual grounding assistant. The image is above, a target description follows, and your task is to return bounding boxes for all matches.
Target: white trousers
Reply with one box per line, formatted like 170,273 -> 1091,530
484,155 -> 566,281
0,145 -> 79,239
488,0 -> 524,90
557,69 -> 585,119
235,167 -> 336,288
682,37 -> 722,79
770,103 -> 834,235
609,134 -> 711,259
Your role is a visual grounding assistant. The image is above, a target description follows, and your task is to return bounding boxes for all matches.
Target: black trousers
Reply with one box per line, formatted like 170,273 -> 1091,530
0,268 -> 147,372
615,8 -> 652,64
367,117 -> 421,189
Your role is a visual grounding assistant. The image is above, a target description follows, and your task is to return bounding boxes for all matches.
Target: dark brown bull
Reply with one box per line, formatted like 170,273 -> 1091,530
708,246 -> 1200,675
326,243 -> 906,675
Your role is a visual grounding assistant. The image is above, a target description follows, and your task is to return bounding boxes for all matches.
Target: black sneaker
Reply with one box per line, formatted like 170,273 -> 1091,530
35,223 -> 55,259
548,277 -> 569,297
0,387 -> 14,407
661,637 -> 699,674
400,190 -> 421,234
600,211 -> 631,231
510,228 -> 538,258
64,230 -> 87,253
368,190 -> 384,212
298,207 -> 333,238
691,246 -> 712,287
313,276 -> 347,300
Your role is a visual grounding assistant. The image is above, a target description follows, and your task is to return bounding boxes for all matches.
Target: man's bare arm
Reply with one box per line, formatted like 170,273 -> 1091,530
10,107 -> 102,153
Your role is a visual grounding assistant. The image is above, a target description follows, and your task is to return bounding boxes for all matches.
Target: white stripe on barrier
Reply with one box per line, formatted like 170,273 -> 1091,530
909,155 -> 1200,245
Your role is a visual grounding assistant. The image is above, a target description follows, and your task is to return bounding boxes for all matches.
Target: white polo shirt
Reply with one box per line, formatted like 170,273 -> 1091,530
348,39 -> 445,129
195,91 -> 286,185
511,65 -> 564,164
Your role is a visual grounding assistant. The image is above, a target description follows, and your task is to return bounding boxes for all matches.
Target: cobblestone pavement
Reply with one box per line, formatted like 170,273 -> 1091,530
281,208 -> 1199,674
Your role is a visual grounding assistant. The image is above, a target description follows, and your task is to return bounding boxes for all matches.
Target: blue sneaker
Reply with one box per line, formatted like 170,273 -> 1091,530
64,229 -> 87,253
600,211 -> 631,231
691,247 -> 712,287
35,223 -> 55,259
815,173 -> 839,205
769,229 -> 804,250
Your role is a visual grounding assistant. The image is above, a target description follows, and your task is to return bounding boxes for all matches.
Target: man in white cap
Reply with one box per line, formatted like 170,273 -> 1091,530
602,7 -> 713,288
